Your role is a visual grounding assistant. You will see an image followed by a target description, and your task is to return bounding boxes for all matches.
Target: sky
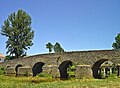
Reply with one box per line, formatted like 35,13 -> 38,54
0,0 -> 120,55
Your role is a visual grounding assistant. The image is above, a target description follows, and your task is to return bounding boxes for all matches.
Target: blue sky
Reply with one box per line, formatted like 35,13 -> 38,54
0,0 -> 120,55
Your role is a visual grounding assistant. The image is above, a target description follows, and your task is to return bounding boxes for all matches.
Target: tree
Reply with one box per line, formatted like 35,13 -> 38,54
46,42 -> 53,53
112,33 -> 120,49
54,42 -> 64,53
1,9 -> 34,59
5,55 -> 14,61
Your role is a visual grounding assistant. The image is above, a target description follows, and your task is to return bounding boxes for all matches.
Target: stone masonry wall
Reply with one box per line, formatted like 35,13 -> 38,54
0,50 -> 120,78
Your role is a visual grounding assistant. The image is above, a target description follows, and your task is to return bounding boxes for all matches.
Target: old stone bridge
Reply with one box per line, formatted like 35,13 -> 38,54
1,50 -> 120,79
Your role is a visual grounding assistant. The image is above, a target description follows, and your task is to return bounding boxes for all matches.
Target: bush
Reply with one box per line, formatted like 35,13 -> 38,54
0,67 -> 5,75
112,67 -> 118,74
67,64 -> 76,78
37,73 -> 52,78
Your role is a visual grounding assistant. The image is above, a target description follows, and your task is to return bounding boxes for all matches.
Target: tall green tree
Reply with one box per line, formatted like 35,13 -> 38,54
112,33 -> 120,49
46,42 -> 53,53
54,42 -> 64,53
1,9 -> 34,59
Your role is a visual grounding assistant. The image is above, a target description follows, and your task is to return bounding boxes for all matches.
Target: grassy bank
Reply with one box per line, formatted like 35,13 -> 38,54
0,75 -> 120,88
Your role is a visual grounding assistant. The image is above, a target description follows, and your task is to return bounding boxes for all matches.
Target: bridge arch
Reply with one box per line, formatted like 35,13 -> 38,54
6,65 -> 11,68
32,62 -> 45,76
58,60 -> 75,79
15,64 -> 22,76
92,59 -> 115,78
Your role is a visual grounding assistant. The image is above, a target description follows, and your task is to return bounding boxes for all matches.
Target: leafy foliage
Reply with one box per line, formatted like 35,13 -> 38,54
0,67 -> 5,75
67,64 -> 76,78
37,73 -> 52,78
54,42 -> 64,53
112,33 -> 120,49
46,42 -> 53,53
46,42 -> 64,53
1,9 -> 34,59
5,55 -> 14,60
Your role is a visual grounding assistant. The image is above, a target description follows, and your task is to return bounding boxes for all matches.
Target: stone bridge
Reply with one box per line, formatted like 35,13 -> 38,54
1,50 -> 120,79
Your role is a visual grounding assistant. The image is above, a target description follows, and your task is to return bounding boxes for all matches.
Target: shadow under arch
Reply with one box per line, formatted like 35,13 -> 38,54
58,60 -> 73,80
32,62 -> 45,77
92,59 -> 110,79
15,64 -> 22,77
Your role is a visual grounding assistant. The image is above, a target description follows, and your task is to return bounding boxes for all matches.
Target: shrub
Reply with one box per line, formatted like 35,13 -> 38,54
67,64 -> 76,78
37,73 -> 52,78
112,67 -> 118,74
0,67 -> 5,75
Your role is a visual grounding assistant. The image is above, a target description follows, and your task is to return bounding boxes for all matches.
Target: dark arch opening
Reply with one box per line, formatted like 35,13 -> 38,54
15,64 -> 22,77
58,60 -> 73,80
92,59 -> 108,79
6,66 -> 11,68
32,62 -> 45,77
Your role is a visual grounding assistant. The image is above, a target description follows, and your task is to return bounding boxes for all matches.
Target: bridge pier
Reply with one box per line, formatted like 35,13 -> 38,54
75,65 -> 93,79
51,65 -> 60,78
117,65 -> 120,77
42,65 -> 60,78
17,66 -> 32,76
5,67 -> 16,76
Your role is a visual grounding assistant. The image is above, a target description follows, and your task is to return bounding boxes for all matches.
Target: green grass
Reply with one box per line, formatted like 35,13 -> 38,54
0,75 -> 120,88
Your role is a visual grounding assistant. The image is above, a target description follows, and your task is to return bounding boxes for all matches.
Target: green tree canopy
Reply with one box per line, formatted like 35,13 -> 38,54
54,42 -> 64,53
1,9 -> 34,59
46,42 -> 53,53
112,33 -> 120,49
